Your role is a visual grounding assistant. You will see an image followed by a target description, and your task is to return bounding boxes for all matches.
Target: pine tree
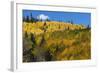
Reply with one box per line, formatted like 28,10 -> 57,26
71,20 -> 74,24
30,13 -> 35,22
23,16 -> 26,22
87,25 -> 90,29
26,16 -> 30,22
25,32 -> 28,38
30,33 -> 36,47
30,13 -> 33,22
39,35 -> 45,47
44,50 -> 52,61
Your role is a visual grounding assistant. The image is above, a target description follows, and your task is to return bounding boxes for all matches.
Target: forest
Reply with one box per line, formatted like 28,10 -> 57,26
22,13 -> 91,62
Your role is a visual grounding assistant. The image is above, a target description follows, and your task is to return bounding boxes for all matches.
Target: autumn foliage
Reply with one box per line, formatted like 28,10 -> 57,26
23,21 -> 91,62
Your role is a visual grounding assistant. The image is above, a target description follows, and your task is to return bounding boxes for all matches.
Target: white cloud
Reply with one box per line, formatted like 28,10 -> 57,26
37,14 -> 49,21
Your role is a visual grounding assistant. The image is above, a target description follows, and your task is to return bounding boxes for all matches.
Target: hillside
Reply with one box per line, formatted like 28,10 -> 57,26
23,21 -> 86,35
22,21 -> 91,62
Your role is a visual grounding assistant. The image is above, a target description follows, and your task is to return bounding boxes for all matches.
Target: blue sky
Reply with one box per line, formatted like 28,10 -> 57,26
23,10 -> 91,27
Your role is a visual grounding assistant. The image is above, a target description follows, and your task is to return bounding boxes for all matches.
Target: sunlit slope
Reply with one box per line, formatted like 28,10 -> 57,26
23,21 -> 91,62
23,21 -> 86,35
47,29 -> 91,60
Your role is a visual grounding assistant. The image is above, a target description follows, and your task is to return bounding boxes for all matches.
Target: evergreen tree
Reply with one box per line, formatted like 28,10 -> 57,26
39,35 -> 45,47
44,50 -> 52,61
25,32 -> 28,38
26,16 -> 30,22
30,13 -> 33,22
30,13 -> 35,23
71,20 -> 74,24
46,19 -> 50,21
87,25 -> 90,29
23,16 -> 26,22
30,33 -> 36,47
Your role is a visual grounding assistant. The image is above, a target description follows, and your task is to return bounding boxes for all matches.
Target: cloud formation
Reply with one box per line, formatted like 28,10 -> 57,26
37,14 -> 49,21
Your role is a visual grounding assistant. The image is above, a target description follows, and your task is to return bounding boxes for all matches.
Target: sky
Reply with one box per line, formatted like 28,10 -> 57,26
23,10 -> 91,27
